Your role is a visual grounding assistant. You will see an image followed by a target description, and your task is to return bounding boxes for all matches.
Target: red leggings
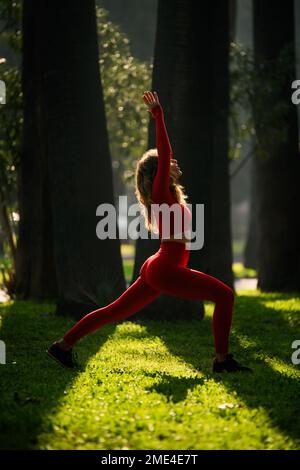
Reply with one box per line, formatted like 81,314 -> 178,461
63,241 -> 234,353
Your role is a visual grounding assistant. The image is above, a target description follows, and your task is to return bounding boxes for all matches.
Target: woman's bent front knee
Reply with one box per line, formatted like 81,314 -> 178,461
225,286 -> 235,306
216,284 -> 235,305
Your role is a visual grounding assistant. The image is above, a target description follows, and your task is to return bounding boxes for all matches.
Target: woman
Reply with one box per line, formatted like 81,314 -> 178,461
47,91 -> 252,373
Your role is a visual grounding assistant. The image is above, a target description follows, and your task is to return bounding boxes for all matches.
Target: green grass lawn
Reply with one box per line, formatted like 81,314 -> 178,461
232,263 -> 257,279
0,290 -> 300,450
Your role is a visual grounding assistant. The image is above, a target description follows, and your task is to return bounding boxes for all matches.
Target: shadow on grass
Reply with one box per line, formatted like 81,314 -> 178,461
138,291 -> 300,442
0,300 -> 115,450
144,371 -> 206,403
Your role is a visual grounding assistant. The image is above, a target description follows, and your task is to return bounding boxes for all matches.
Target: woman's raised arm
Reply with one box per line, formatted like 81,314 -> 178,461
142,91 -> 173,198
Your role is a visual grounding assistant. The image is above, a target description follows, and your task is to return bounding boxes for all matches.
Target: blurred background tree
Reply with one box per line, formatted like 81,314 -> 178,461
96,0 -> 157,62
0,0 -> 21,293
96,6 -> 152,199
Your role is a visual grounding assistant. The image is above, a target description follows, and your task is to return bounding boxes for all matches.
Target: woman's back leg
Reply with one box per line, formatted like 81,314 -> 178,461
63,276 -> 161,346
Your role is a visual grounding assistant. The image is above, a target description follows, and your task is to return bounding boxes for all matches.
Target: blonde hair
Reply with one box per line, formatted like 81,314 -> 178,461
134,148 -> 188,233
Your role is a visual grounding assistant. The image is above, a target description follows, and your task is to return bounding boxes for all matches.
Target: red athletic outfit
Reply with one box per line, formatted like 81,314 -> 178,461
63,104 -> 234,353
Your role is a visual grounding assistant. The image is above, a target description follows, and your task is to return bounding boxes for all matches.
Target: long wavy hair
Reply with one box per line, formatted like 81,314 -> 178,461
135,148 -> 188,233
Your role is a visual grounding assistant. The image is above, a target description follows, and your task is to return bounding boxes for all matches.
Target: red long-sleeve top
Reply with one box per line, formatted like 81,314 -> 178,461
149,104 -> 192,240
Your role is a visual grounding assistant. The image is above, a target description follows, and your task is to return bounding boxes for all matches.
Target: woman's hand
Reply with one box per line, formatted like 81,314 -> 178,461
142,91 -> 161,117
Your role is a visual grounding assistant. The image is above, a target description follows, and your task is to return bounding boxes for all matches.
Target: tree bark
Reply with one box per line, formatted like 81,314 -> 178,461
15,0 -> 57,301
253,0 -> 300,291
229,0 -> 237,43
0,186 -> 16,271
244,156 -> 258,269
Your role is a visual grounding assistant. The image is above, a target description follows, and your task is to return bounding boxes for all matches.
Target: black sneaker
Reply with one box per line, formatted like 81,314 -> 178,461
46,342 -> 78,369
213,353 -> 253,373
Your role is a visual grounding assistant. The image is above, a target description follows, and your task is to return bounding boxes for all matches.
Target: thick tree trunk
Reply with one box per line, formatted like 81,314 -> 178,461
210,1 -> 233,287
132,0 -> 233,321
229,0 -> 237,43
244,156 -> 258,269
16,0 -> 126,317
253,0 -> 300,291
15,0 -> 57,301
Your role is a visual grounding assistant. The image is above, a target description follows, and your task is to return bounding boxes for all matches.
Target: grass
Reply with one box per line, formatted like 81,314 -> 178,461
0,290 -> 300,450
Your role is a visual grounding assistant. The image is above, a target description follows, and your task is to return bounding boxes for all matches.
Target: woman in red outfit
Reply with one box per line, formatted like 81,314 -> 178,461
47,91 -> 252,373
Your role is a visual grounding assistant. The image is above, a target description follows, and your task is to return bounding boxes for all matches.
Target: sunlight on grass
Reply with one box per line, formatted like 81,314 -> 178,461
259,297 -> 300,313
261,356 -> 300,377
0,292 -> 299,450
121,243 -> 135,257
123,259 -> 134,283
36,319 -> 298,450
231,332 -> 259,350
233,263 -> 257,279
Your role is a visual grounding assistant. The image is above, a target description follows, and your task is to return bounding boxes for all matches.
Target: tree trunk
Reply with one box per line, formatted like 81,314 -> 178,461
210,1 -> 233,287
253,0 -> 300,291
15,0 -> 57,301
244,156 -> 258,269
132,0 -> 233,321
16,0 -> 126,317
96,0 -> 158,62
229,0 -> 237,43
